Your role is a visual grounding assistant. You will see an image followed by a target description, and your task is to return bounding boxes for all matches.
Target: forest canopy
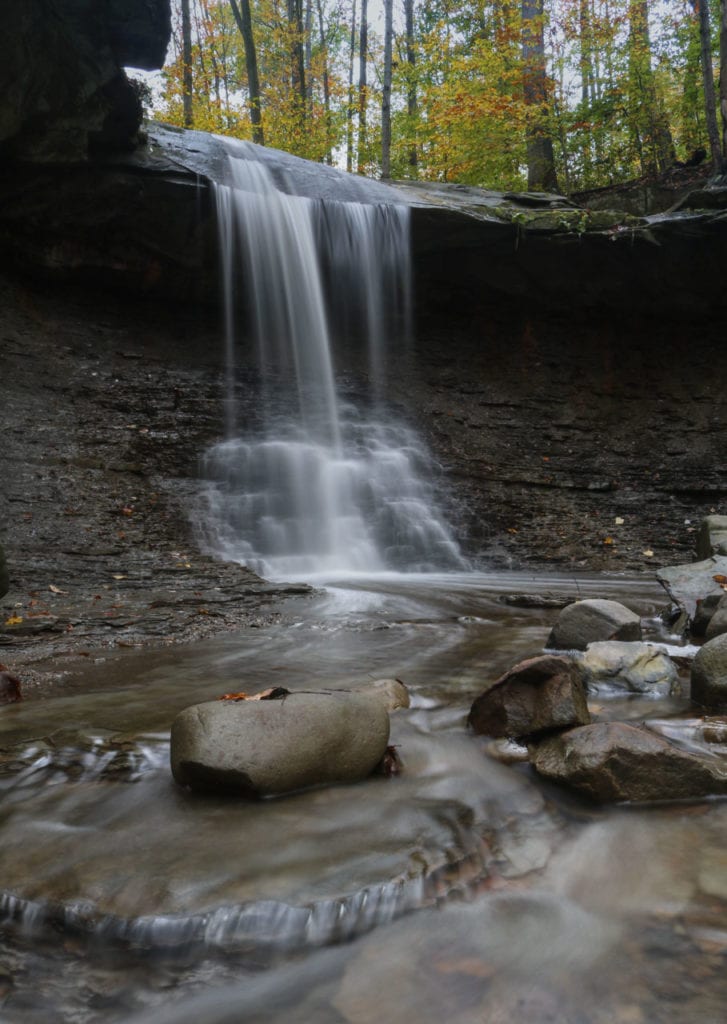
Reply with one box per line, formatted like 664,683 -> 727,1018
150,0 -> 727,192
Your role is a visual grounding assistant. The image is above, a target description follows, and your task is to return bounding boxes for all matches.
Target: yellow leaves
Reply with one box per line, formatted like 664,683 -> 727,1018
713,575 -> 727,592
603,536 -> 615,546
4,616 -> 23,626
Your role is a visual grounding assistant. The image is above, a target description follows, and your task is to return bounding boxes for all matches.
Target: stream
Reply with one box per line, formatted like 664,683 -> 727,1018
1,570 -> 726,1023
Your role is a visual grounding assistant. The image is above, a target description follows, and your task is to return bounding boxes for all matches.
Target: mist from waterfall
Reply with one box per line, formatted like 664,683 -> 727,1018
197,138 -> 466,579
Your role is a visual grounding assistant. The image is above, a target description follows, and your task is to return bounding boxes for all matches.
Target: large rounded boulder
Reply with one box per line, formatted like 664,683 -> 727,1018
578,641 -> 679,697
691,633 -> 727,707
547,599 -> 641,651
170,689 -> 394,797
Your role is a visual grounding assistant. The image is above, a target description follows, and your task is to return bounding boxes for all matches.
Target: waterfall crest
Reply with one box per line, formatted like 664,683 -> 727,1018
197,139 -> 465,579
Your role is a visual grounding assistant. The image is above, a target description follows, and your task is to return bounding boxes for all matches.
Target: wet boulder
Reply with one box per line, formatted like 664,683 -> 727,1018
468,654 -> 589,740
696,515 -> 727,560
704,595 -> 727,642
578,641 -> 679,698
691,633 -> 727,708
170,685 -> 403,797
530,722 -> 727,803
546,599 -> 641,651
692,594 -> 724,638
657,555 -> 727,619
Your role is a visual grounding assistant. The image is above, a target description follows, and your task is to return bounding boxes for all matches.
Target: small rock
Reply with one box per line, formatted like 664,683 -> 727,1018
0,664 -> 22,704
691,594 -> 723,638
696,514 -> 727,560
704,595 -> 727,641
578,641 -> 679,697
547,599 -> 641,651
468,654 -> 589,740
691,633 -> 727,707
531,721 -> 727,802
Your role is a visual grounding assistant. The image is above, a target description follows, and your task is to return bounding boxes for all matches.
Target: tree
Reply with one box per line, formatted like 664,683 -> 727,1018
381,0 -> 393,178
722,0 -> 727,165
357,0 -> 368,173
690,0 -> 723,172
522,0 -> 559,190
181,0 -> 194,127
229,0 -> 264,144
404,0 -> 418,172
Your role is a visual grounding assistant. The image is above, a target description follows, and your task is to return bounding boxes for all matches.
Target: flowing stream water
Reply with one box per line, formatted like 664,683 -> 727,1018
1,146 -> 726,1022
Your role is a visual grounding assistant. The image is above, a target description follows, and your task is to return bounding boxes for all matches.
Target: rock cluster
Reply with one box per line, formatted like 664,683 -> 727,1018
470,550 -> 727,802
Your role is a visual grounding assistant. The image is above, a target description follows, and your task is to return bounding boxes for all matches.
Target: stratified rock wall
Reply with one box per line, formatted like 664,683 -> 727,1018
0,0 -> 170,160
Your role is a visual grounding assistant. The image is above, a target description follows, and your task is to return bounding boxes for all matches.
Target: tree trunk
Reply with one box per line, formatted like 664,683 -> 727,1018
316,0 -> 333,163
628,0 -> 674,175
693,0 -> 723,172
305,0 -> 313,110
357,0 -> 368,173
722,0 -> 727,167
381,0 -> 393,178
346,0 -> 357,172
404,0 -> 418,172
229,0 -> 264,145
181,0 -> 194,127
521,0 -> 559,192
287,0 -> 306,111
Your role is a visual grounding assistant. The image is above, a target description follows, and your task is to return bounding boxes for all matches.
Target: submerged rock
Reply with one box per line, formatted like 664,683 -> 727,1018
530,722 -> 727,803
468,654 -> 589,740
578,641 -> 679,697
547,599 -> 641,651
691,633 -> 727,708
170,685 -> 405,797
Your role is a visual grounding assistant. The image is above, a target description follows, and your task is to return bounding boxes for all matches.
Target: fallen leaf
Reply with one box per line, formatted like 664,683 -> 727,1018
4,616 -> 23,626
112,574 -> 127,580
218,691 -> 249,701
643,549 -> 654,557
49,584 -> 68,594
121,507 -> 134,517
614,516 -> 625,525
713,574 -> 727,585
603,537 -> 614,545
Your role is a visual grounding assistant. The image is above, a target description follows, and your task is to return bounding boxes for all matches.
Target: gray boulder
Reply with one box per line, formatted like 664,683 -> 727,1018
468,654 -> 589,740
547,599 -> 641,651
657,555 -> 727,619
704,595 -> 727,642
691,633 -> 727,707
170,689 -> 395,796
696,515 -> 727,560
578,641 -> 679,697
531,722 -> 727,803
692,593 -> 724,637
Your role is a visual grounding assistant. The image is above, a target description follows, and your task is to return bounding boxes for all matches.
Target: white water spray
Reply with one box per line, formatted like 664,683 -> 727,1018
198,139 -> 465,578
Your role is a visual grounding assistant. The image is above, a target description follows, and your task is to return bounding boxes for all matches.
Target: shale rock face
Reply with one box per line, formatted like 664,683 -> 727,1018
0,544 -> 8,599
0,0 -> 171,161
697,515 -> 727,559
468,655 -> 589,739
547,599 -> 641,651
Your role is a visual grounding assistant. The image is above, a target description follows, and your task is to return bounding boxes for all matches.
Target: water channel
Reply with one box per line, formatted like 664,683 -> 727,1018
1,571 -> 726,1022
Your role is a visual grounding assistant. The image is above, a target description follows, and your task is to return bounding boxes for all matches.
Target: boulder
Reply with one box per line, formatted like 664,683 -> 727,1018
578,641 -> 679,698
691,633 -> 727,707
692,593 -> 724,637
468,655 -> 589,740
530,722 -> 727,803
0,543 -> 8,599
546,599 -> 641,651
704,595 -> 727,642
170,688 -> 396,796
657,555 -> 727,619
696,514 -> 727,560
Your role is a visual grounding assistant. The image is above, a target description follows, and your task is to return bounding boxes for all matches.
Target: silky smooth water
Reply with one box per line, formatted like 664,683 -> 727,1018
196,140 -> 464,578
1,574 -> 726,1023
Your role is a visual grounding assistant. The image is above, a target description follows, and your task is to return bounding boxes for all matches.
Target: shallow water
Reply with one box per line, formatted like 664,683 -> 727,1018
1,572 -> 726,1023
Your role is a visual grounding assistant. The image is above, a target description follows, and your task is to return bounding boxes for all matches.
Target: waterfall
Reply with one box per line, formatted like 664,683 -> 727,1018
197,139 -> 466,579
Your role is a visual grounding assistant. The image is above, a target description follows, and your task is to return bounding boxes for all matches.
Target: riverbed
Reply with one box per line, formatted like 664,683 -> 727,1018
1,571 -> 725,1023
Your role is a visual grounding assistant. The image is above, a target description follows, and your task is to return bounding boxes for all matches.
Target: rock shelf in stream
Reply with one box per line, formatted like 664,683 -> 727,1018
170,679 -> 409,796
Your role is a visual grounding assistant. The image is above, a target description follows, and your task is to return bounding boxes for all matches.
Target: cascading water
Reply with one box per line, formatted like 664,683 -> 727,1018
197,139 -> 466,579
